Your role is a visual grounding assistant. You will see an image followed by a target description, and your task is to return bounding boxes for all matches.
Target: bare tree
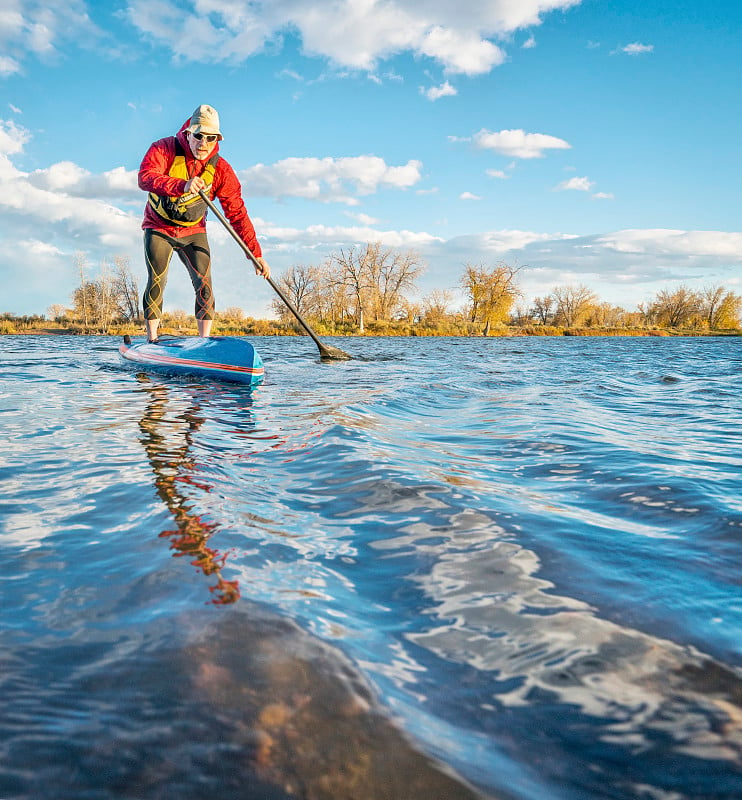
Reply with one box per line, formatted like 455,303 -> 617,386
113,256 -> 140,322
364,242 -> 424,322
701,285 -> 726,329
551,284 -> 598,327
531,295 -> 554,325
700,285 -> 741,330
705,289 -> 741,330
646,285 -> 701,328
75,251 -> 89,327
272,264 -> 322,322
421,289 -> 454,325
331,246 -> 374,332
70,255 -> 139,329
47,304 -> 68,321
97,259 -> 119,330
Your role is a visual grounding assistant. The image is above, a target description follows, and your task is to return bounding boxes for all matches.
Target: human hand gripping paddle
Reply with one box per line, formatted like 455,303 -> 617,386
198,190 -> 351,361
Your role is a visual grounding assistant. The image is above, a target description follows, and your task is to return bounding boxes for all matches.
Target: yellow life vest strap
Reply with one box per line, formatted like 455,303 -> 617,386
148,139 -> 220,227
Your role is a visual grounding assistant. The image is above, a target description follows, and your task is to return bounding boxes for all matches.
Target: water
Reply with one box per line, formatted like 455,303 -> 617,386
1,334 -> 740,800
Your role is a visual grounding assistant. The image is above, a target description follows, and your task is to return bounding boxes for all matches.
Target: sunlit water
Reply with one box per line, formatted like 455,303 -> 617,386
1,334 -> 740,800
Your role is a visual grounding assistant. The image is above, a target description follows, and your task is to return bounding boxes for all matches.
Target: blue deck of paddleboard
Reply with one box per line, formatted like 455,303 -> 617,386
118,336 -> 264,385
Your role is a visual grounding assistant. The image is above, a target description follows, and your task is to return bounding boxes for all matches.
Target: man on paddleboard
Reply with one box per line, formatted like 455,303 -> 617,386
138,104 -> 270,342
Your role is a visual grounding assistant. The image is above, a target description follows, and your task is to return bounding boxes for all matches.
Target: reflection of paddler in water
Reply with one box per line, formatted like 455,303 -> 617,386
137,378 -> 242,604
132,380 -> 488,798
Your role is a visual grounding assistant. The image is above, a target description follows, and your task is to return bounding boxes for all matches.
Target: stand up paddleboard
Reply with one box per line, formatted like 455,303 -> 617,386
119,335 -> 264,385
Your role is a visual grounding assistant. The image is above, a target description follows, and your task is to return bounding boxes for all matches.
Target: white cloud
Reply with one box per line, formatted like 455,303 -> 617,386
0,1 -> 101,71
240,155 -> 423,204
596,229 -> 742,257
126,0 -> 582,75
21,239 -> 64,256
425,228 -> 742,309
27,161 -> 140,199
0,117 -> 141,284
592,191 -> 614,200
556,176 -> 594,191
620,42 -> 654,55
260,220 -> 443,250
418,25 -> 505,75
460,191 -> 482,201
486,169 -> 510,179
471,128 -> 572,159
345,211 -> 381,225
0,55 -> 21,75
421,81 -> 457,101
522,35 -> 537,49
0,119 -> 31,155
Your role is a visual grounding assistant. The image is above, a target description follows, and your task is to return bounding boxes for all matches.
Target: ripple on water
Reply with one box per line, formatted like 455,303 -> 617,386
1,335 -> 741,799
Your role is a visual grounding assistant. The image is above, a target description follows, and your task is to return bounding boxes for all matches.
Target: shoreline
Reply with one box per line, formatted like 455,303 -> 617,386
3,328 -> 740,338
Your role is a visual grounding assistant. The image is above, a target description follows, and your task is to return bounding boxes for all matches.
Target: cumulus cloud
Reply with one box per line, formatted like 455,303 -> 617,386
447,229 -> 575,253
0,0 -> 101,71
27,162 -> 140,199
0,119 -> 31,156
620,42 -> 654,55
470,128 -> 571,159
20,239 -> 64,257
345,211 -> 381,225
596,229 -> 742,257
259,220 -> 442,250
556,176 -> 594,191
240,155 -> 423,204
0,118 -> 141,264
125,0 -> 582,75
0,55 -> 21,75
460,191 -> 482,200
421,81 -> 457,101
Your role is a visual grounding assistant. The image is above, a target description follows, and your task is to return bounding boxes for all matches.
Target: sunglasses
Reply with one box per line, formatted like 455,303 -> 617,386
191,132 -> 218,142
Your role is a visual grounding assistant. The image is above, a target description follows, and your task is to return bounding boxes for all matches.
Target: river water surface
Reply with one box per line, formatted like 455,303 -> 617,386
1,334 -> 740,799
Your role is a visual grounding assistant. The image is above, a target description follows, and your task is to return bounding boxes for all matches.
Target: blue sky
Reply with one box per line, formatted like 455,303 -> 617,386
1,0 -> 740,319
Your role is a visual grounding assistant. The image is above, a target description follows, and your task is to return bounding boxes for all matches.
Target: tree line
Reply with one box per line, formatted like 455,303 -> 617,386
44,253 -> 142,333
270,244 -> 740,334
522,283 -> 741,331
2,243 -> 739,335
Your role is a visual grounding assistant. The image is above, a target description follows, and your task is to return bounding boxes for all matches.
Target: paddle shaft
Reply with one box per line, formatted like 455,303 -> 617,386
198,190 -> 350,360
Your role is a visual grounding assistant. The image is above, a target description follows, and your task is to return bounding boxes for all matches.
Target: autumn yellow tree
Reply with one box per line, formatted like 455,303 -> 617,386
461,263 -> 522,334
645,286 -> 702,328
701,286 -> 741,330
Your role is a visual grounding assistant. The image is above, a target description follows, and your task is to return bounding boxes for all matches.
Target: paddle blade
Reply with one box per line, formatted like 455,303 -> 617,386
318,343 -> 352,361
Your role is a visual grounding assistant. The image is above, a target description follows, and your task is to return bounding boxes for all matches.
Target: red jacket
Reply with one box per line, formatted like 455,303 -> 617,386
138,120 -> 262,259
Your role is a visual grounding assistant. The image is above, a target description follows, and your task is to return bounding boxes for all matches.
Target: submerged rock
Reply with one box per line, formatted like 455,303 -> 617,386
185,606 -> 492,800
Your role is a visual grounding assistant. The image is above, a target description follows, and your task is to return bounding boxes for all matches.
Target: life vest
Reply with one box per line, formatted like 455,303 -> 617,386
148,139 -> 220,227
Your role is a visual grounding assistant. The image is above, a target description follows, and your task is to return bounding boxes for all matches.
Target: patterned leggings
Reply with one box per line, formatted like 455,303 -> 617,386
143,229 -> 215,320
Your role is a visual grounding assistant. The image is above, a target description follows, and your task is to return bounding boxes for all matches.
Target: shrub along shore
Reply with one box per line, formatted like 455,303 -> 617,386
1,314 -> 739,338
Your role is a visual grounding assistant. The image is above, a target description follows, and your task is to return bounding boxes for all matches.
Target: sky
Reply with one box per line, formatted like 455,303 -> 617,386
1,0 -> 740,320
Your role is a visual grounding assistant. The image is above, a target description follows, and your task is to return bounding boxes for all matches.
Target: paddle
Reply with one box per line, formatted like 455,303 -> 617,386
198,190 -> 352,361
